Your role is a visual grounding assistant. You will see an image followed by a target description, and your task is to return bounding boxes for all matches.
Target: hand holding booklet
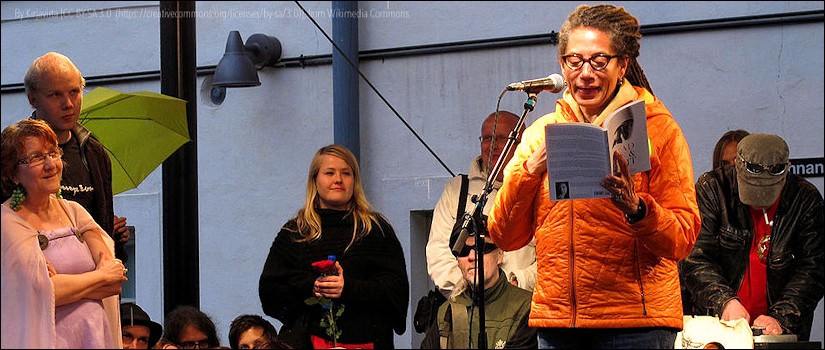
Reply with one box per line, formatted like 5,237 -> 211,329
546,100 -> 650,200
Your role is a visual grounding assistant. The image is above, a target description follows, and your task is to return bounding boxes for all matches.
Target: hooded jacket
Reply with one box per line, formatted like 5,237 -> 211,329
488,81 -> 700,330
681,166 -> 824,340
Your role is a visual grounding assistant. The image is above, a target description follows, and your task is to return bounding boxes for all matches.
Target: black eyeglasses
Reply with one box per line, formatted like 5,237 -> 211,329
561,53 -> 622,71
180,340 -> 210,349
454,242 -> 499,258
738,153 -> 789,176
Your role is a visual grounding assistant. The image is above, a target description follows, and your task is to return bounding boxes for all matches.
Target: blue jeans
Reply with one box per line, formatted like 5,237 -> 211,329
538,327 -> 678,349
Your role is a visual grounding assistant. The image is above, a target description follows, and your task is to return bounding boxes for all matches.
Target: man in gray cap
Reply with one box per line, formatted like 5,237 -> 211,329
121,302 -> 163,349
681,133 -> 824,341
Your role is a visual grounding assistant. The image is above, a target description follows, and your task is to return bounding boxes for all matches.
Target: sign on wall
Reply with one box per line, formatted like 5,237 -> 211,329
789,158 -> 824,178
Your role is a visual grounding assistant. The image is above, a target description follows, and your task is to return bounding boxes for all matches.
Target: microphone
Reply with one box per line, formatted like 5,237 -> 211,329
451,226 -> 471,256
506,74 -> 566,93
450,213 -> 473,256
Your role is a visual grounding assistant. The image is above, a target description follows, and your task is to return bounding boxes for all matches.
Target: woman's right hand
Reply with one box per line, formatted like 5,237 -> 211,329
90,254 -> 125,298
96,252 -> 127,284
525,141 -> 547,175
314,262 -> 344,299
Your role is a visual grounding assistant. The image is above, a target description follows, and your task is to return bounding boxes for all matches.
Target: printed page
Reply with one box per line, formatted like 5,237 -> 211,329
546,123 -> 611,200
604,100 -> 651,175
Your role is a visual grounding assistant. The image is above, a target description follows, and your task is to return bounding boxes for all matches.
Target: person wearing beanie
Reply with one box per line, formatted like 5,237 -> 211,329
682,133 -> 824,341
121,302 -> 163,349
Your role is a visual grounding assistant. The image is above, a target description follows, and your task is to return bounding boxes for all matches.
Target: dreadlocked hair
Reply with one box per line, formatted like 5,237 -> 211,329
558,4 -> 654,95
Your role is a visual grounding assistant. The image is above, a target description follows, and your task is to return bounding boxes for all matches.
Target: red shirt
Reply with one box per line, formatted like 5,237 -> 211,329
737,199 -> 779,321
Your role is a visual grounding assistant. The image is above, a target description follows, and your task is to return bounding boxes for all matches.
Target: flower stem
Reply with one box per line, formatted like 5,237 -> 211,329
330,301 -> 338,347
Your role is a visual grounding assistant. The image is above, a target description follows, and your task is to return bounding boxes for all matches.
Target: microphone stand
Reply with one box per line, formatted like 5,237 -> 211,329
455,92 -> 538,349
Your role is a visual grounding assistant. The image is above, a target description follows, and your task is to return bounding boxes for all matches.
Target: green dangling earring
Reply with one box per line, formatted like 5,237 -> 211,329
10,185 -> 25,211
55,187 -> 63,200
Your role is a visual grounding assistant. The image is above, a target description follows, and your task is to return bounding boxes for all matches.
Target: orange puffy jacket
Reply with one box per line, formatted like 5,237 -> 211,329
488,83 -> 700,330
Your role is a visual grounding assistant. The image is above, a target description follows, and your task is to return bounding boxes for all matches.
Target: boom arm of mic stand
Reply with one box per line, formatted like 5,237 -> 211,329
452,93 -> 537,255
484,93 -> 536,191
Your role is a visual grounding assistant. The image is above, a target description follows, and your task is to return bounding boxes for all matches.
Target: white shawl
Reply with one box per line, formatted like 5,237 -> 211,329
1,198 -> 122,348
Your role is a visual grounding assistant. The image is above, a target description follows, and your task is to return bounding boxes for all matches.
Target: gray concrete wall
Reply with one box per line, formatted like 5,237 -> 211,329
2,1 -> 823,348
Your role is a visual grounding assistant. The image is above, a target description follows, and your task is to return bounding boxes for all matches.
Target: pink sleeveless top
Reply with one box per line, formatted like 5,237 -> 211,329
40,226 -> 115,348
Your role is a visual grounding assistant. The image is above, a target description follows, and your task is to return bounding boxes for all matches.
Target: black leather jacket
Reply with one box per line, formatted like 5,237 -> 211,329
681,165 -> 824,340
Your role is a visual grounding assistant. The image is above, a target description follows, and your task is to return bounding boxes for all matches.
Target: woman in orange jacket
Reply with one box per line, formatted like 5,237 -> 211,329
487,4 -> 701,349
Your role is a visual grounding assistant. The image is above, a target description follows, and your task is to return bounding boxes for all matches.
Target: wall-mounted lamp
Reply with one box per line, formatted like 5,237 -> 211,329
213,31 -> 282,88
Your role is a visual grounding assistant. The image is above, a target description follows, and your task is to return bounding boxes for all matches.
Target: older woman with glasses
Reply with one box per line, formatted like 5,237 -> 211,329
487,4 -> 700,349
1,119 -> 126,349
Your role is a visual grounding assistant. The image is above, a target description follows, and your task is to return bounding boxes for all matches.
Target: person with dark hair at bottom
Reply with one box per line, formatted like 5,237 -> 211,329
121,302 -> 163,349
228,314 -> 278,349
422,233 -> 535,349
487,3 -> 700,349
159,305 -> 220,349
681,133 -> 823,341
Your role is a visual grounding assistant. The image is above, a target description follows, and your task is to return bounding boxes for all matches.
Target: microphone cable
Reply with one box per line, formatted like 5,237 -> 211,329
486,88 -> 509,183
294,1 -> 455,177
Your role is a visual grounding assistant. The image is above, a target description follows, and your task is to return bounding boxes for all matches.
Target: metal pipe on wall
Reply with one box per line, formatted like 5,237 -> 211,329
6,10 -> 818,93
332,1 -> 360,160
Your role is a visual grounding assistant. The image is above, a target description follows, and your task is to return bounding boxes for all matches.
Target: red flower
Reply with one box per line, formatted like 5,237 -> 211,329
311,259 -> 337,276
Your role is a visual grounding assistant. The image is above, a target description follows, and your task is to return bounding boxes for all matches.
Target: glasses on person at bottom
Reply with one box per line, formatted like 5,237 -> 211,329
737,153 -> 789,176
179,339 -> 210,349
454,242 -> 499,258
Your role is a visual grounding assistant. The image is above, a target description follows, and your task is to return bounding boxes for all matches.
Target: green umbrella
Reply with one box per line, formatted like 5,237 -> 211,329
79,87 -> 189,195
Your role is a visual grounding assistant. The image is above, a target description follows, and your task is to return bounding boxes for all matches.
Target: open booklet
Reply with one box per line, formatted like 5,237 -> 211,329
546,99 -> 650,200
